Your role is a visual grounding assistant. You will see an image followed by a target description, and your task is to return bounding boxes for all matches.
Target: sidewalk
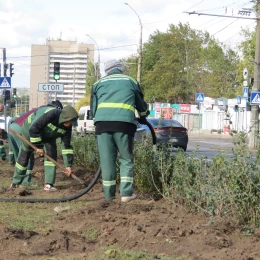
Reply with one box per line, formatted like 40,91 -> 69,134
188,130 -> 234,139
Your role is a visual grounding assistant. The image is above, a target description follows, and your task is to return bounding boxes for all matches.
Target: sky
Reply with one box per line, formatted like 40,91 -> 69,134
0,0 -> 257,89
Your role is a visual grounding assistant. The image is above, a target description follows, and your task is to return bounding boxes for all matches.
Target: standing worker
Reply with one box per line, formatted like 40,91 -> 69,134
10,104 -> 79,191
91,59 -> 149,202
8,113 -> 35,185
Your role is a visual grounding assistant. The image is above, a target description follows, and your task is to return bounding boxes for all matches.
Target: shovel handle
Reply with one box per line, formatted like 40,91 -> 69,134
9,128 -> 87,186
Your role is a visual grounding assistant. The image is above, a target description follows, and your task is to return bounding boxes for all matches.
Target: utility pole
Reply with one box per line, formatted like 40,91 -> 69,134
2,48 -> 7,131
125,3 -> 143,84
137,20 -> 143,84
249,2 -> 260,149
86,34 -> 100,80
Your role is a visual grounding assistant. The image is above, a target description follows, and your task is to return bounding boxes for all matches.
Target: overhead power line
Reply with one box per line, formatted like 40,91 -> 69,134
184,11 -> 257,20
7,44 -> 138,60
143,0 -> 205,25
212,18 -> 240,36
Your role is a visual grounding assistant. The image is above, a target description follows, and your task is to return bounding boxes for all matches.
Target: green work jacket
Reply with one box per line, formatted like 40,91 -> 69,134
15,106 -> 74,167
91,69 -> 148,125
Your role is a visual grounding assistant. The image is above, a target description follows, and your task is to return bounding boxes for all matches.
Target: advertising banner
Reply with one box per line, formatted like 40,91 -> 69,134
161,108 -> 173,119
180,104 -> 191,113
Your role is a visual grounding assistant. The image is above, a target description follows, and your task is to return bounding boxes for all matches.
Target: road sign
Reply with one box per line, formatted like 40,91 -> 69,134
250,92 -> 260,105
195,93 -> 204,103
243,80 -> 248,87
242,87 -> 249,98
243,68 -> 248,79
237,95 -> 241,104
38,83 -> 64,92
0,77 -> 11,88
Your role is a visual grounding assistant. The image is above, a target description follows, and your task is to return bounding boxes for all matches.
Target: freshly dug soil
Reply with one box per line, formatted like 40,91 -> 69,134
0,152 -> 259,260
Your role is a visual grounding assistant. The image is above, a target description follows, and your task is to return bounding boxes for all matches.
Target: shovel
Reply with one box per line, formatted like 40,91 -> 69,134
9,128 -> 88,187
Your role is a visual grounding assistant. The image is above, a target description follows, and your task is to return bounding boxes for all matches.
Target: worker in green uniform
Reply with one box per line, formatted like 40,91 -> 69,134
8,113 -> 35,185
8,101 -> 63,185
0,140 -> 6,161
91,59 -> 149,202
10,104 -> 78,191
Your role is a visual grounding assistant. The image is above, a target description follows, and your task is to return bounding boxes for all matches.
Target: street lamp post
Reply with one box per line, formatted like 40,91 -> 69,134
86,34 -> 100,80
125,3 -> 142,84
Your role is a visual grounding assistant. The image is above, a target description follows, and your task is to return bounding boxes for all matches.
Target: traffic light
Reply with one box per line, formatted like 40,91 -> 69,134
9,63 -> 14,77
3,89 -> 10,100
250,78 -> 254,85
10,101 -> 16,108
53,62 -> 60,80
12,88 -> 17,98
4,64 -> 8,77
246,93 -> 251,111
234,105 -> 238,112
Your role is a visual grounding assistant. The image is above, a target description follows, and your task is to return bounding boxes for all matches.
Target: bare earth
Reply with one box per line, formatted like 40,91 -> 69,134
0,150 -> 259,260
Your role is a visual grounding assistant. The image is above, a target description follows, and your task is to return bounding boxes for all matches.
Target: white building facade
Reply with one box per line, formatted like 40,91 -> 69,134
30,39 -> 94,109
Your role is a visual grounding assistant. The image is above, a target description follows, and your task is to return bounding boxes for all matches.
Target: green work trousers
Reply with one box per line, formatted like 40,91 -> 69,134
97,132 -> 134,200
12,140 -> 56,185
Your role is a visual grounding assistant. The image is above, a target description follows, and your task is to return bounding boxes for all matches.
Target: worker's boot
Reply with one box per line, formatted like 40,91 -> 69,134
121,194 -> 137,202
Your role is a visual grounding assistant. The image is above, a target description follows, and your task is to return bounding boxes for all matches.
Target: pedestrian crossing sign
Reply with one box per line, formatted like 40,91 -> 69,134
242,87 -> 249,98
195,93 -> 204,103
0,77 -> 11,88
250,92 -> 260,105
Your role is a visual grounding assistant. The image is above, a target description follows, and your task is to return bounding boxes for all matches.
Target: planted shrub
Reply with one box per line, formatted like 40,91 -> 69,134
60,131 -> 260,226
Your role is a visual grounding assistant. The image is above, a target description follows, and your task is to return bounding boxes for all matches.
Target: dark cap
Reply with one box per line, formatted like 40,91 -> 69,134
59,105 -> 78,126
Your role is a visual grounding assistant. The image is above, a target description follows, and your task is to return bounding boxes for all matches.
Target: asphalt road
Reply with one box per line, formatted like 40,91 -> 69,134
186,134 -> 235,159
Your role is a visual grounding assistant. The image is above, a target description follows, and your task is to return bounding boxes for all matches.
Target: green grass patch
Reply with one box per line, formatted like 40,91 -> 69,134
81,225 -> 98,240
0,201 -> 87,234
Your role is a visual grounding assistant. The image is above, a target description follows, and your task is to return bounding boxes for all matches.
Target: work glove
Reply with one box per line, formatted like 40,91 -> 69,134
137,116 -> 148,125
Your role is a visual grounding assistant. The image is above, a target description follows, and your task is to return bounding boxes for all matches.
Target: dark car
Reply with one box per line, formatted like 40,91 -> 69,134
139,118 -> 188,151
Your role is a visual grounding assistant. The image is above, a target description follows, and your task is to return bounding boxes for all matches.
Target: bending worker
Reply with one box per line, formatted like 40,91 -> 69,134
10,104 -> 78,191
8,100 -> 63,185
91,59 -> 149,202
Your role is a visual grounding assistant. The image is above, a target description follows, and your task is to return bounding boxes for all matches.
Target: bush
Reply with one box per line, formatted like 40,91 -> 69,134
156,132 -> 260,225
57,133 -> 100,171
60,131 -> 260,226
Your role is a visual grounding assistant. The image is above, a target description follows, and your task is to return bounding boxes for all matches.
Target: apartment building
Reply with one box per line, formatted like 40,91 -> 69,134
30,39 -> 94,109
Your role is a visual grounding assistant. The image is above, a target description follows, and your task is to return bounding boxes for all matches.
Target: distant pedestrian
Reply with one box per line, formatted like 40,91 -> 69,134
91,59 -> 149,202
0,140 -> 6,161
0,128 -> 8,161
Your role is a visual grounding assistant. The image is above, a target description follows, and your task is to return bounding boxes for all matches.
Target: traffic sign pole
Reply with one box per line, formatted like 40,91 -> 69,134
249,2 -> 260,149
195,93 -> 204,138
3,98 -> 6,131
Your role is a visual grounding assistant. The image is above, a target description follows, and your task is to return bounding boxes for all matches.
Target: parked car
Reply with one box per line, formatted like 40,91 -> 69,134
134,126 -> 146,142
138,118 -> 188,151
76,106 -> 95,134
